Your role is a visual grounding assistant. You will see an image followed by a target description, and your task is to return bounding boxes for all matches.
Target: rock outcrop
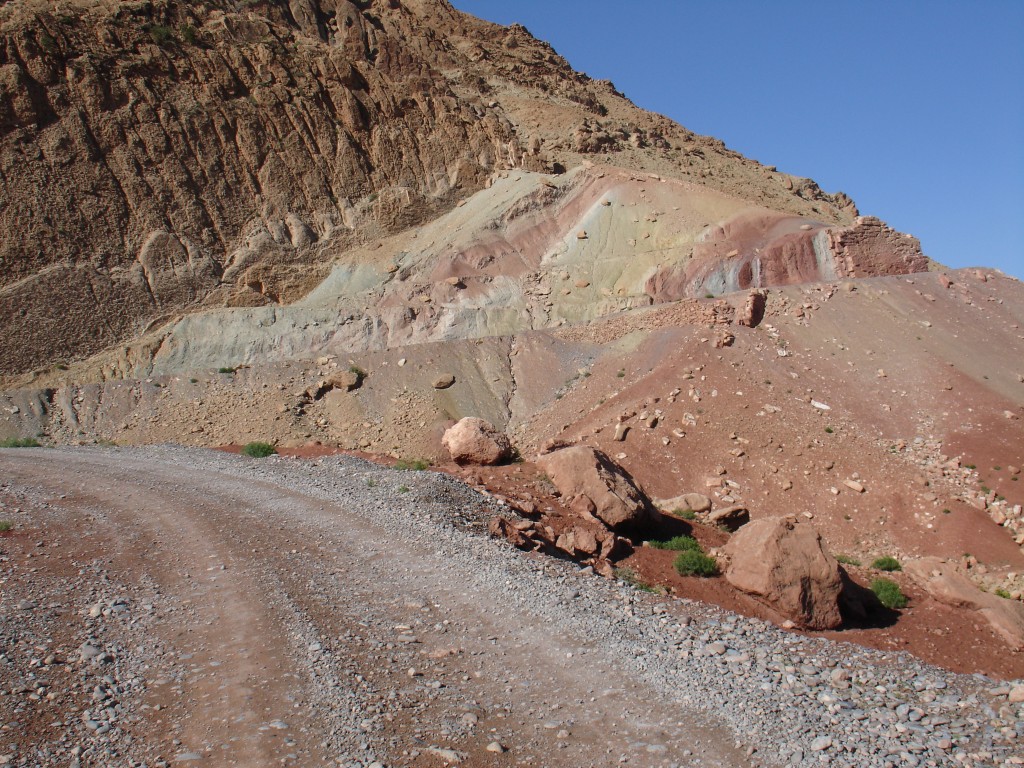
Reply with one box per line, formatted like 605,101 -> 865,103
442,417 -> 512,466
0,0 -> 880,379
536,446 -> 653,530
723,517 -> 843,630
905,558 -> 1024,650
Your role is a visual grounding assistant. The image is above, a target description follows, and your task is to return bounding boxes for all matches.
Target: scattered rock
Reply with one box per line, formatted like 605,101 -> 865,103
432,374 -> 456,389
655,493 -> 712,514
442,417 -> 512,465
707,504 -> 750,531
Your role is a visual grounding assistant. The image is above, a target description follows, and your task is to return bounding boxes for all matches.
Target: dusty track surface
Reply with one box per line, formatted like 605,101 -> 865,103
1,447 -> 1021,768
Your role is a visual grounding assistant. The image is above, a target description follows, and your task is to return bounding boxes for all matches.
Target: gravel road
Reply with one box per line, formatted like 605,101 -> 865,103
1,446 -> 1021,768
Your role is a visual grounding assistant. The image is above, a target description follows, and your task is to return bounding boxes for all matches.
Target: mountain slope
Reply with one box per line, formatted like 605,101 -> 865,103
0,0 -> 865,378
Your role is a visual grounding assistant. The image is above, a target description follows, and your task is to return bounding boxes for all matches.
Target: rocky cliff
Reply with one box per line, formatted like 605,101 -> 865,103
0,0 -> 872,379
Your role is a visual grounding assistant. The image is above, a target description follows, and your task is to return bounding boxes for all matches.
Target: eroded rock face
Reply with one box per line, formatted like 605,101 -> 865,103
905,558 -> 1024,650
442,417 -> 511,466
536,446 -> 653,530
724,517 -> 843,630
0,0 -> 871,378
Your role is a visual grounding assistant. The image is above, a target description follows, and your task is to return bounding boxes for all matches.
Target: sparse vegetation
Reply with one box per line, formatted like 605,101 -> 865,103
614,567 -> 665,594
649,535 -> 702,552
0,437 -> 41,448
366,477 -> 377,488
349,364 -> 366,377
671,508 -> 697,521
241,441 -> 276,458
834,554 -> 861,566
824,426 -> 834,434
218,366 -> 237,374
0,521 -> 12,532
871,578 -> 908,609
871,556 -> 902,572
190,378 -> 199,384
397,485 -> 410,493
704,293 -> 715,299
674,550 -> 718,577
616,369 -> 625,378
995,588 -> 1012,600
147,24 -> 174,45
942,508 -> 952,514
394,459 -> 430,471
179,24 -> 199,44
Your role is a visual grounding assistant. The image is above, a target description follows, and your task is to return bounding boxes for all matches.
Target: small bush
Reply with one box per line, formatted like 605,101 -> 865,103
674,550 -> 718,577
241,441 -> 276,458
834,554 -> 861,566
671,508 -> 697,521
218,366 -> 236,374
871,556 -> 902,572
147,24 -> 174,45
366,477 -> 377,488
649,535 -> 702,552
179,24 -> 199,44
616,370 -> 625,378
348,364 -> 366,377
0,521 -> 12,532
995,588 -> 1012,600
394,459 -> 429,471
871,578 -> 907,609
824,426 -> 834,434
397,485 -> 410,493
0,437 -> 41,448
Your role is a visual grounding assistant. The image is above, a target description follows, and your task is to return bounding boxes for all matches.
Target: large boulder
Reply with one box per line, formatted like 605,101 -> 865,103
442,417 -> 512,465
536,446 -> 653,530
905,557 -> 1024,650
723,517 -> 843,630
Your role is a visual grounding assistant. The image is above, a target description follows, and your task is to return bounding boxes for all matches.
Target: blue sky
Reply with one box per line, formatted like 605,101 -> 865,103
450,1 -> 1024,279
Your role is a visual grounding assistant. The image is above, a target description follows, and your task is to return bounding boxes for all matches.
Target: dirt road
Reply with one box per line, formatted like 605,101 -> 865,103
0,447 -> 750,767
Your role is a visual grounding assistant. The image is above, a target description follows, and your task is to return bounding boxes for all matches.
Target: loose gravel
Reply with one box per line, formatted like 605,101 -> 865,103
1,445 -> 1022,768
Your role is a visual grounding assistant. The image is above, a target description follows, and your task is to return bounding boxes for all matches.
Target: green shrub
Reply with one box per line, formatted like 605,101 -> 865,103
995,588 -> 1012,600
649,535 -> 702,552
218,366 -> 236,374
0,437 -> 41,448
394,459 -> 430,471
834,554 -> 861,566
179,24 -> 199,44
674,550 -> 718,577
147,24 -> 174,44
824,426 -> 834,434
397,485 -> 410,493
871,578 -> 907,609
241,441 -> 276,458
871,556 -> 901,572
0,521 -> 12,532
671,508 -> 697,521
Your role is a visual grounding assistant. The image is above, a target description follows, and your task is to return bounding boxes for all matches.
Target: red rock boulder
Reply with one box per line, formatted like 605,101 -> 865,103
723,516 -> 843,630
536,446 -> 653,530
442,417 -> 512,465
